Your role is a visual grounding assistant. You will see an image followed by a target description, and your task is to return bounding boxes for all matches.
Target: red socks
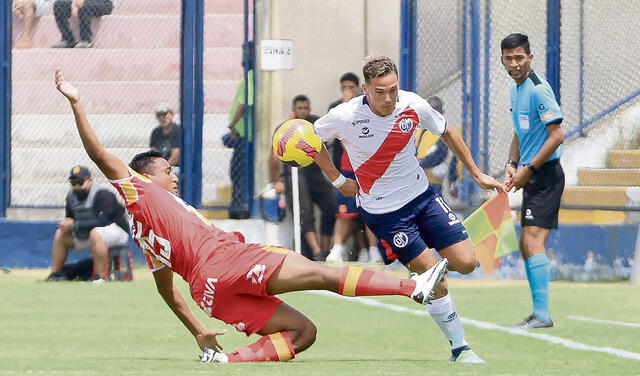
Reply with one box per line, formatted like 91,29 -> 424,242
338,266 -> 415,297
226,332 -> 295,362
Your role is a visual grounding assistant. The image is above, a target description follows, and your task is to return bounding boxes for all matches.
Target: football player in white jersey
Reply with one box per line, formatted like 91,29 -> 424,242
313,56 -> 506,364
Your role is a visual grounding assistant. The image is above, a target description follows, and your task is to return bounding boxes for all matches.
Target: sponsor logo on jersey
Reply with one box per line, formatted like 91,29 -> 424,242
359,126 -> 374,138
399,118 -> 413,132
539,104 -> 546,110
199,277 -> 218,317
351,119 -> 370,126
393,232 -> 409,248
246,264 -> 266,284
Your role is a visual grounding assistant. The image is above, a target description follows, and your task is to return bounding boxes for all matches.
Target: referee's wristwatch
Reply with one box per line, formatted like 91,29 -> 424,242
506,159 -> 518,168
526,163 -> 537,173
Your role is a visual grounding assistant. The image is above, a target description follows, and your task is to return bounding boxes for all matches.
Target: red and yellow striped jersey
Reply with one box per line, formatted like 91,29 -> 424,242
110,169 -> 239,283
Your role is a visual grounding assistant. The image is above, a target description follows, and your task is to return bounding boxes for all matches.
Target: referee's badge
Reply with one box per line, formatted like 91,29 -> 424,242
393,232 -> 409,248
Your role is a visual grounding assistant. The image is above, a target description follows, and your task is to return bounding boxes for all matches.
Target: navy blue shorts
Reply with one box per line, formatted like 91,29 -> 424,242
336,171 -> 360,219
359,187 -> 468,265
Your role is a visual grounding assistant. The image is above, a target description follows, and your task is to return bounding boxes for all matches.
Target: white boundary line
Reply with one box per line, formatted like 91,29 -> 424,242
308,291 -> 640,361
567,316 -> 640,328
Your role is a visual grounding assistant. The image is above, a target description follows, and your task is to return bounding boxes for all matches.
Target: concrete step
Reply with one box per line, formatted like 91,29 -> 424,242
22,14 -> 244,49
577,168 -> 640,186
113,0 -> 244,15
13,80 -> 236,114
607,150 -> 640,169
561,186 -> 640,208
12,48 -> 242,82
11,114 -> 228,149
558,209 -> 626,224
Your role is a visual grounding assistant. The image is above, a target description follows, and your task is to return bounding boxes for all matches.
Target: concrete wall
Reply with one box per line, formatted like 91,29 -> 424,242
253,0 -> 401,191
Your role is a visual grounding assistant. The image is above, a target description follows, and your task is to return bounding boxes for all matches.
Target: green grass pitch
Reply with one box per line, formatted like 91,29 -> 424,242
1,268 -> 639,375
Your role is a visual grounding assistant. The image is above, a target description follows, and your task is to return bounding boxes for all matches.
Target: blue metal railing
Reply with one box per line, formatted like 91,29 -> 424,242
0,0 -> 11,217
180,0 -> 196,204
399,0 -> 417,91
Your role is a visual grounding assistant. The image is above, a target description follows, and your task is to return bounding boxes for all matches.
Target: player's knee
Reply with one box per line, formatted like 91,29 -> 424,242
293,320 -> 317,353
458,257 -> 477,274
88,228 -> 103,241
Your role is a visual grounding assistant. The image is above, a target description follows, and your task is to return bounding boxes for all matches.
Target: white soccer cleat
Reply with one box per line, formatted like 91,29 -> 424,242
450,346 -> 486,364
199,347 -> 228,363
325,247 -> 344,263
410,258 -> 448,305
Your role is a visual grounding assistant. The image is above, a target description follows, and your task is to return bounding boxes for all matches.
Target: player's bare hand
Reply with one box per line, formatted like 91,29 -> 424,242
509,167 -> 533,191
58,218 -> 74,233
273,181 -> 286,194
55,69 -> 79,104
504,165 -> 517,188
196,329 -> 226,352
338,178 -> 359,197
475,173 -> 507,194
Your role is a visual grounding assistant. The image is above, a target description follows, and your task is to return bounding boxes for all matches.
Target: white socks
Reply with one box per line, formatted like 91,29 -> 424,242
427,294 -> 468,349
369,246 -> 382,262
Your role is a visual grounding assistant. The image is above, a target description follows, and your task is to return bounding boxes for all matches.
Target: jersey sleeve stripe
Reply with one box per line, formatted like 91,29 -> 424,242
119,181 -> 139,204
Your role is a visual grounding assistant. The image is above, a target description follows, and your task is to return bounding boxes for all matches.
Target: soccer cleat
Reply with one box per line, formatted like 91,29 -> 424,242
199,347 -> 229,363
410,258 -> 448,304
450,345 -> 486,364
515,314 -> 554,329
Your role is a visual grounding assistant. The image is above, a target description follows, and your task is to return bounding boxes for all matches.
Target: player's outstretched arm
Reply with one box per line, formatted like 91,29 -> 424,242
152,267 -> 226,351
314,144 -> 359,196
54,69 -> 129,180
440,125 -> 506,193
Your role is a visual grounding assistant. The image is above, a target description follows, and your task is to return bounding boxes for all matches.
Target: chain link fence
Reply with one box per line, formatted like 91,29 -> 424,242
10,0 -> 250,215
414,0 -> 640,210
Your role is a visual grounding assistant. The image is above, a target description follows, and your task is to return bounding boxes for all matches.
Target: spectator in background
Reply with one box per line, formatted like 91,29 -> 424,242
51,0 -> 115,48
149,104 -> 180,175
223,69 -> 254,220
415,96 -> 460,196
12,0 -> 54,49
45,165 -> 129,282
271,95 -> 335,260
325,73 -> 381,263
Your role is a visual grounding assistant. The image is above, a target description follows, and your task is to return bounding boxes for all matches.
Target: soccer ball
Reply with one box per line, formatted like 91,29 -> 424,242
272,118 -> 322,167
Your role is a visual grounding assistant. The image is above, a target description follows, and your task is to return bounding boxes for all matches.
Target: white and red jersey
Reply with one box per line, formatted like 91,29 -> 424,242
314,90 -> 446,214
110,169 -> 239,284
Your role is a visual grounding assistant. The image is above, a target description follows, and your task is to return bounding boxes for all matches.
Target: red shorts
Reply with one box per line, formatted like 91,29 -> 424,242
190,243 -> 290,336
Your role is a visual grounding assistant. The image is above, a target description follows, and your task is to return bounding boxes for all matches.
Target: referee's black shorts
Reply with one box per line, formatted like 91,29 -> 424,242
521,159 -> 564,229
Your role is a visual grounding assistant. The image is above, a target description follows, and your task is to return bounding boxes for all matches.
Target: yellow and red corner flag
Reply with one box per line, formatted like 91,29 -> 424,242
462,193 -> 519,275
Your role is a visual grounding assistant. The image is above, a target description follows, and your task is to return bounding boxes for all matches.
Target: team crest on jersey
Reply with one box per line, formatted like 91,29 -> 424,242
233,322 -> 247,332
393,232 -> 409,248
399,118 -> 413,132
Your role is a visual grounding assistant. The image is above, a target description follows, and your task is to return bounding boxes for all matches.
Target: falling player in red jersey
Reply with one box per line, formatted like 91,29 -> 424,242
54,69 -> 448,363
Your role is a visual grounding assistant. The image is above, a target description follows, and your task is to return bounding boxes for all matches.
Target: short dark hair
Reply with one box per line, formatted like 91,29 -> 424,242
362,56 -> 398,83
340,72 -> 359,85
292,94 -> 310,106
129,150 -> 165,175
501,33 -> 530,54
427,96 -> 444,114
